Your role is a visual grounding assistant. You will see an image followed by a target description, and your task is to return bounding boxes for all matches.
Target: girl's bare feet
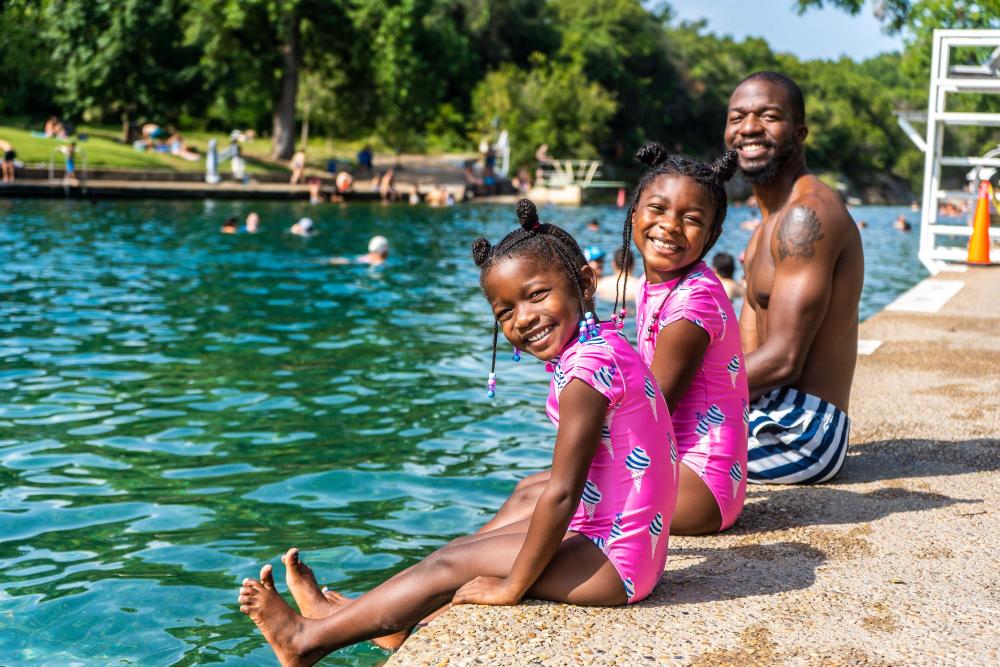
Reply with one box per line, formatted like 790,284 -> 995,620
281,547 -> 411,651
282,548 -> 340,618
238,564 -> 320,667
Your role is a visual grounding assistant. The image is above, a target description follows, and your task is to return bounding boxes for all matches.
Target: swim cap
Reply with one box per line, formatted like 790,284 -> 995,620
368,235 -> 389,254
584,246 -> 606,262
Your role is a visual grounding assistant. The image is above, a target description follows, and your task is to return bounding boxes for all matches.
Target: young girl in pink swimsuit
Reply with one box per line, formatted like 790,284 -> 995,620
613,143 -> 749,534
236,200 -> 678,665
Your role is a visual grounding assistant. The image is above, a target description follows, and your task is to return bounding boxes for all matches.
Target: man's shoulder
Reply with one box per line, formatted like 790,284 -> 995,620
786,176 -> 854,229
772,180 -> 857,261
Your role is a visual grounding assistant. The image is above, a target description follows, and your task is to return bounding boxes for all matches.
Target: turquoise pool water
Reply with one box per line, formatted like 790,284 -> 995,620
0,200 -> 924,665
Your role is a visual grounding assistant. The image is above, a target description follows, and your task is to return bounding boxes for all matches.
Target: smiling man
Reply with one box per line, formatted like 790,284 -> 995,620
725,71 -> 864,484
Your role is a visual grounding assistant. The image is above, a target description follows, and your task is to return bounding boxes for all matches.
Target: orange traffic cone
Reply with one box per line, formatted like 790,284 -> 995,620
967,180 -> 992,265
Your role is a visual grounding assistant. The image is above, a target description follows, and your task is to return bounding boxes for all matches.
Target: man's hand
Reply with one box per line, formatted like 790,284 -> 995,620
452,576 -> 522,606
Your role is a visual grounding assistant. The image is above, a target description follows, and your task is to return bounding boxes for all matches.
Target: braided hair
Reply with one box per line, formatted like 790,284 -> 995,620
613,143 -> 739,324
472,199 -> 594,384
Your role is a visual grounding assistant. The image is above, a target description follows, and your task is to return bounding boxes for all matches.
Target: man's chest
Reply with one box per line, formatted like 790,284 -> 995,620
746,222 -> 778,310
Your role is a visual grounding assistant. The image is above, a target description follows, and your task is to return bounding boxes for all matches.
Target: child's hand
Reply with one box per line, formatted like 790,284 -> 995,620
452,575 -> 521,606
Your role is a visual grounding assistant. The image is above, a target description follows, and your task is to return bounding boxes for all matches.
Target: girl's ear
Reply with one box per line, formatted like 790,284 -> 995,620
579,263 -> 598,301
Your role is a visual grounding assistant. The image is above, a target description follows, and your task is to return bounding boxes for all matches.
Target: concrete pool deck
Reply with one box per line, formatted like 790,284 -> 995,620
389,266 -> 1000,666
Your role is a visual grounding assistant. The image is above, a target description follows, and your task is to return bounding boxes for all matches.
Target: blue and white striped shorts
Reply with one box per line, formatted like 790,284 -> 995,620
746,387 -> 850,484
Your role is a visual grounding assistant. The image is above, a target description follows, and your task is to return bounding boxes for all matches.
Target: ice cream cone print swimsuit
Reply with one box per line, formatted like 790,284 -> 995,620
546,322 -> 678,604
635,262 -> 749,530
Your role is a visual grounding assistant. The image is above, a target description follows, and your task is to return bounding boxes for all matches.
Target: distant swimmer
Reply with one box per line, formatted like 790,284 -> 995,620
711,252 -> 744,302
289,217 -> 315,237
221,216 -> 238,234
727,71 -> 863,485
328,235 -> 390,266
586,218 -> 600,232
245,212 -> 260,233
583,246 -> 605,279
595,246 -> 637,304
894,215 -> 911,232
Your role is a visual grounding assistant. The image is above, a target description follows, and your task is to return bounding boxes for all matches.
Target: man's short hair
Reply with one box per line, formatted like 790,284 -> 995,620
712,252 -> 736,279
737,71 -> 805,124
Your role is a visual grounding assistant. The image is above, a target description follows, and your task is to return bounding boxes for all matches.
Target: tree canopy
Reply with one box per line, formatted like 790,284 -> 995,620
1,0 -> 993,188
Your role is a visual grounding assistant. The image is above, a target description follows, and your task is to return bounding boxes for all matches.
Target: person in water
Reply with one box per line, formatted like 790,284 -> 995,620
482,147 -> 750,536
711,252 -> 745,302
237,200 -> 678,664
726,71 -> 863,484
595,247 -> 637,304
327,235 -> 390,267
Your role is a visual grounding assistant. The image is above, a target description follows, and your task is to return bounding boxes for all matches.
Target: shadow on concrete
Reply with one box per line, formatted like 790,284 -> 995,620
730,438 -> 995,534
642,541 -> 826,607
839,438 -> 1000,484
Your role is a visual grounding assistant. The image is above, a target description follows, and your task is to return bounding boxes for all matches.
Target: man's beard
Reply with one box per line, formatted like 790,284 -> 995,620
738,139 -> 798,185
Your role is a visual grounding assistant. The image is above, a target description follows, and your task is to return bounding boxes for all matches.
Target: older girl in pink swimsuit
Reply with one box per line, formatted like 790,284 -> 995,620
236,200 -> 677,665
613,143 -> 749,534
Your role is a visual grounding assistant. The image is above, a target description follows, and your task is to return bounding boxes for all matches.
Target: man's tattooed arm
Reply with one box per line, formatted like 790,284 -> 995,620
776,206 -> 823,260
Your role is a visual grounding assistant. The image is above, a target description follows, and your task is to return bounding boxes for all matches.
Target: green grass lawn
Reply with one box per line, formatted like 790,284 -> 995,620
1,120 -> 472,177
0,122 -> 288,174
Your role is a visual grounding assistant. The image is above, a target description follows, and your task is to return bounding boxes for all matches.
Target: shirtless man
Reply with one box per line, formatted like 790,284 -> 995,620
725,72 -> 864,484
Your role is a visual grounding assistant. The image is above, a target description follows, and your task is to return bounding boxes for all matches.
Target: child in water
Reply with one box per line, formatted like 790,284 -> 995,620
621,144 -> 749,534
478,146 -> 748,537
237,200 -> 678,665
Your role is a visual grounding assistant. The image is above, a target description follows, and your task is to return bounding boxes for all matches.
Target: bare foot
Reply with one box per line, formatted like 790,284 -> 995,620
283,548 -> 339,619
239,564 -> 321,667
282,548 -> 410,652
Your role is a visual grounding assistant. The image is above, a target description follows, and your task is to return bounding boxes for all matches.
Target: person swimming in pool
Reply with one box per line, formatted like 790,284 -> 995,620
237,200 -> 678,663
326,236 -> 390,267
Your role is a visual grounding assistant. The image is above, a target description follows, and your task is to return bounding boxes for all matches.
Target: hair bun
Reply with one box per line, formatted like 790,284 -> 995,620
515,199 -> 540,231
711,150 -> 739,182
471,237 -> 493,267
635,142 -> 669,167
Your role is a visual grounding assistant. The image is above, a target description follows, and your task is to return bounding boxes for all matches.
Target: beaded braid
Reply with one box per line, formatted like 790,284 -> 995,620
614,143 -> 739,326
472,199 -> 598,398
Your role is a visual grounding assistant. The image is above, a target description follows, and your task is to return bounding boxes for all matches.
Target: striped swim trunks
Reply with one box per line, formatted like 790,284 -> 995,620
746,387 -> 850,484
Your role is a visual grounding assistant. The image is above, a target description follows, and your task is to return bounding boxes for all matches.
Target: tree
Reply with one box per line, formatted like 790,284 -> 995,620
186,0 -> 355,159
471,57 -> 617,169
44,0 -> 203,140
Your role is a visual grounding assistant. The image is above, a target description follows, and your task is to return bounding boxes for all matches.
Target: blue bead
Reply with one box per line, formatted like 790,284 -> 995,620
487,390 -> 495,398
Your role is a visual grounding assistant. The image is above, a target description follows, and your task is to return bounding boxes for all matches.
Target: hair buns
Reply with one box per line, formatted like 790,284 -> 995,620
711,150 -> 739,182
471,237 -> 493,267
515,199 -> 540,231
635,142 -> 670,168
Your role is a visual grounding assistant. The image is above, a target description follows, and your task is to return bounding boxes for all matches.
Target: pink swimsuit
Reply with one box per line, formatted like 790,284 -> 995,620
635,262 -> 749,530
546,322 -> 678,604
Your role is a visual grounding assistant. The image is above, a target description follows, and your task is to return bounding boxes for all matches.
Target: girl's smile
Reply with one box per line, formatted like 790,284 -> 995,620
483,257 -> 596,362
631,174 -> 716,284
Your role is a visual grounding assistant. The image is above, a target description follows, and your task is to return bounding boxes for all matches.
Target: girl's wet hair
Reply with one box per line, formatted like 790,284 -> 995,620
472,199 -> 593,380
613,143 -> 738,322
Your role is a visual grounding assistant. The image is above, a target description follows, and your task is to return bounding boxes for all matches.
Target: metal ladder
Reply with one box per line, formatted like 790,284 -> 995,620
902,29 -> 1000,273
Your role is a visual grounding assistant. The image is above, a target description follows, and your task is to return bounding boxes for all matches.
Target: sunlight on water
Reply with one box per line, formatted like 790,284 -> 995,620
0,199 -> 923,665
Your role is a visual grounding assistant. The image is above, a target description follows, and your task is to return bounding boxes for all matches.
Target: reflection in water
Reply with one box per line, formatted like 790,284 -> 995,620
0,200 -> 923,665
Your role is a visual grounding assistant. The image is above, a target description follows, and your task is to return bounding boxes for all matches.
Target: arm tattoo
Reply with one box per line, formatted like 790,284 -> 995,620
777,206 -> 823,260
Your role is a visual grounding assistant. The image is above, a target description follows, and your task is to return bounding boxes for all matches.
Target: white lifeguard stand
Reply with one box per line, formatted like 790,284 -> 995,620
896,29 -> 1000,273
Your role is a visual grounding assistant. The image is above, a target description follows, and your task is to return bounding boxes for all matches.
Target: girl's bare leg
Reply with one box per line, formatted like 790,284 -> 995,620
240,529 -> 624,667
669,464 -> 723,535
476,470 -> 551,533
284,520 -> 537,650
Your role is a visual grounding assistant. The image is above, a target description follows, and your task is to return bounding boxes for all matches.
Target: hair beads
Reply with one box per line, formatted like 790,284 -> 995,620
472,199 -> 595,398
